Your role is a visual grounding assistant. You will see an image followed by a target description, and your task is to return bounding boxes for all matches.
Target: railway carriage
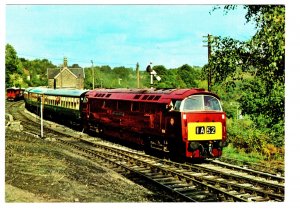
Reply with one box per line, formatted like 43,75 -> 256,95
6,87 -> 25,101
84,88 -> 226,159
24,86 -> 227,160
24,87 -> 88,124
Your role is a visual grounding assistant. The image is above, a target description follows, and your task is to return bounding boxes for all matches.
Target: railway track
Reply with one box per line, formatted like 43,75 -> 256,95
217,156 -> 284,177
75,140 -> 284,202
6,101 -> 285,202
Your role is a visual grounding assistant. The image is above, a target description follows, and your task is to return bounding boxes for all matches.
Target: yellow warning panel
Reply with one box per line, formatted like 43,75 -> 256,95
188,122 -> 222,141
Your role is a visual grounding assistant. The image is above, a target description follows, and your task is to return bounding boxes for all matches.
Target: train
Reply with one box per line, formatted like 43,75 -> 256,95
24,87 -> 227,160
6,87 -> 25,101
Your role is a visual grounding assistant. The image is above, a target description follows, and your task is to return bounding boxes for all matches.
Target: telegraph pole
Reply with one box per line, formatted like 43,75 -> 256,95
136,62 -> 140,88
203,34 -> 212,91
91,60 -> 94,89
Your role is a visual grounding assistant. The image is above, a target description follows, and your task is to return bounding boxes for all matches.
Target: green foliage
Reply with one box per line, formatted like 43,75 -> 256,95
5,44 -> 25,88
222,143 -> 264,163
207,5 -> 285,150
227,117 -> 269,153
84,65 -> 148,89
226,116 -> 284,160
152,64 -> 204,89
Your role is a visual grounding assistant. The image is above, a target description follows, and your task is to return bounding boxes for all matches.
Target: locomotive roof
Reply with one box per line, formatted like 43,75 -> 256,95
26,87 -> 88,97
86,88 -> 220,104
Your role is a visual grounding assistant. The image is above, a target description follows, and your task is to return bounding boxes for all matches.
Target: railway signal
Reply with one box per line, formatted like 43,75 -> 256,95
146,62 -> 161,88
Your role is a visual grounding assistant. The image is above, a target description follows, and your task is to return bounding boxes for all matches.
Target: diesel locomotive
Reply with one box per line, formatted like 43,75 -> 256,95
24,87 -> 227,160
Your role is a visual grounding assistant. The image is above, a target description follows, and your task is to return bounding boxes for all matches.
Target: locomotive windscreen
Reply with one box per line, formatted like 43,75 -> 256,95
179,95 -> 222,111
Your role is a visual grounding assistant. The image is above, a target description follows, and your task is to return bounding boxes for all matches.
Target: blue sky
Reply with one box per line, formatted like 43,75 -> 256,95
6,4 -> 256,69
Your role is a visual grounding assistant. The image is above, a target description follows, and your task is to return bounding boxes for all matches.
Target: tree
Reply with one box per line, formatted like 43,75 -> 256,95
20,58 -> 56,86
5,44 -> 23,87
207,5 -> 285,147
178,64 -> 198,88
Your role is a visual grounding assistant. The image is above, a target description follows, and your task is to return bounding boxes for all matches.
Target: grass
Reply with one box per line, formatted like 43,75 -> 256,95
222,144 -> 265,163
222,143 -> 284,174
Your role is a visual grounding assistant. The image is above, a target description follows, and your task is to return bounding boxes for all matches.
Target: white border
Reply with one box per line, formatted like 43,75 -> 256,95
2,0 -> 299,213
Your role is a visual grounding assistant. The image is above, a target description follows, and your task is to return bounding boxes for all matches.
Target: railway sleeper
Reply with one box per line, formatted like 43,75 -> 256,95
172,184 -> 197,191
188,172 -> 209,177
166,182 -> 190,187
183,189 -> 205,197
146,172 -> 170,178
132,166 -> 150,172
154,177 -> 177,183
235,193 -> 251,199
150,174 -> 170,180
190,193 -> 218,202
161,180 -> 183,186
247,196 -> 267,202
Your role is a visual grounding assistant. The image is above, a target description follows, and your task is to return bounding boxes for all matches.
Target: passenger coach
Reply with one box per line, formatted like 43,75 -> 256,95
24,87 -> 89,124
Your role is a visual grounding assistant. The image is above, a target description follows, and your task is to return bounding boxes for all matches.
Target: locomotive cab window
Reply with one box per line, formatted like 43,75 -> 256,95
181,95 -> 222,112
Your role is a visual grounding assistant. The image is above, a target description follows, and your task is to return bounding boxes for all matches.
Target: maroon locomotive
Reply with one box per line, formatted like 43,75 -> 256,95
6,87 -> 25,101
84,88 -> 226,159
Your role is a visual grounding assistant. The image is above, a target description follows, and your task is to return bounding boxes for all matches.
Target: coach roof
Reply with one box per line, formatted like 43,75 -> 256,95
26,87 -> 88,97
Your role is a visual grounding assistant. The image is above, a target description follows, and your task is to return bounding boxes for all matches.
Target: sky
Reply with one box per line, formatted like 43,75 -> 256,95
5,4 -> 257,69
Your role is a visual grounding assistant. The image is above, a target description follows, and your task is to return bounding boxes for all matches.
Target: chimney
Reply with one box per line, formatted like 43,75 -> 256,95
63,57 -> 68,67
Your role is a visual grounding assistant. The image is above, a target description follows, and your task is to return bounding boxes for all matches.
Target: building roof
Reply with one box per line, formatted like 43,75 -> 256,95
47,67 -> 85,79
